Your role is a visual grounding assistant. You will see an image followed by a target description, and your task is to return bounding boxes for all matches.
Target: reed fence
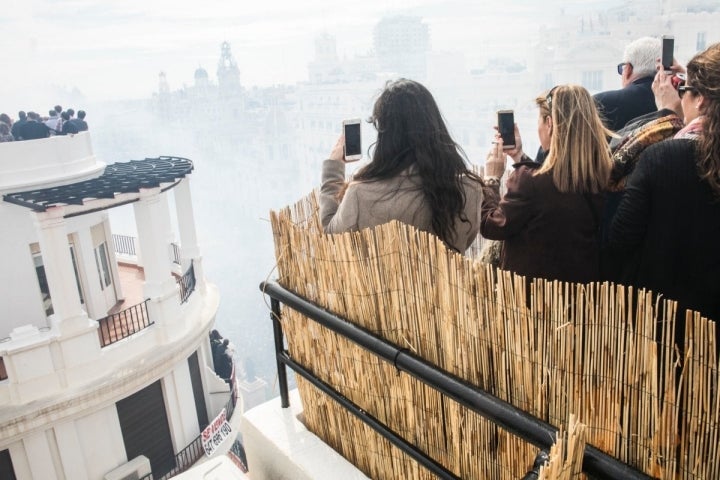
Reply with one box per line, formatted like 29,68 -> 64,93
269,190 -> 718,480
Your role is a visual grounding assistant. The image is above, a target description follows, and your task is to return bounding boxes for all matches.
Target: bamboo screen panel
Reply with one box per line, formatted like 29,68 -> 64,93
269,190 -> 719,480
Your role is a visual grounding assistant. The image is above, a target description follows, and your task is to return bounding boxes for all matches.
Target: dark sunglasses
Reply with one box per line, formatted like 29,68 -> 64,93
678,85 -> 697,98
617,62 -> 631,75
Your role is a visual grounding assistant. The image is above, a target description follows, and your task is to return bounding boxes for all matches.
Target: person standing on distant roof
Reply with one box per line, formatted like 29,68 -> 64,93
71,110 -> 89,131
19,112 -> 51,140
60,111 -> 79,135
12,111 -> 27,140
44,109 -> 60,133
0,123 -> 14,142
595,37 -> 661,132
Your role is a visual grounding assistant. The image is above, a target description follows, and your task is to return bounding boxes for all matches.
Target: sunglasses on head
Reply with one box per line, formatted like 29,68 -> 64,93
546,86 -> 558,112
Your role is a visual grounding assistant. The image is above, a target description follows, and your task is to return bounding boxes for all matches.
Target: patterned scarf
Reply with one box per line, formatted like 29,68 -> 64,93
609,113 -> 684,191
674,115 -> 704,140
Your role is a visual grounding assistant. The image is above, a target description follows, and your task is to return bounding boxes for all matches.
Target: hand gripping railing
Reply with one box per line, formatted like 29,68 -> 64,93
260,280 -> 656,480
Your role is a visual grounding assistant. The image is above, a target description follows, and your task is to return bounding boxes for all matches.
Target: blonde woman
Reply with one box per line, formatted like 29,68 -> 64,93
481,85 -> 613,283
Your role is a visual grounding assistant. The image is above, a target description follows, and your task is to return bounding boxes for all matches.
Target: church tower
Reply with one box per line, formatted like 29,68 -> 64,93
217,41 -> 241,97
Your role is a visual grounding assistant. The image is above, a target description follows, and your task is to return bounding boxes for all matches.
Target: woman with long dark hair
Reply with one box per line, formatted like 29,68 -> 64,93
610,43 -> 720,326
320,79 -> 484,253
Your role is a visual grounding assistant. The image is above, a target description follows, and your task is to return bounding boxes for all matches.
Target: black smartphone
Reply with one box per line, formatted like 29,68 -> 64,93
497,110 -> 515,149
343,119 -> 362,161
662,35 -> 674,72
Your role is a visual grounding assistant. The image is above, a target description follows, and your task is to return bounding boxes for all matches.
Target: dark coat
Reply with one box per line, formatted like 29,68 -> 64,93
609,138 -> 720,325
481,163 -> 604,284
19,120 -> 50,140
594,76 -> 657,132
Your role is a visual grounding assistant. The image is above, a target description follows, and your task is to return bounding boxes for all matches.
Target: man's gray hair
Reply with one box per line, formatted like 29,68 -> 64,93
624,37 -> 662,78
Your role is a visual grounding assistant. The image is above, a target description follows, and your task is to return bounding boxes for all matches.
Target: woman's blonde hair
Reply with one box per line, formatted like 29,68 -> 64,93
535,85 -> 613,194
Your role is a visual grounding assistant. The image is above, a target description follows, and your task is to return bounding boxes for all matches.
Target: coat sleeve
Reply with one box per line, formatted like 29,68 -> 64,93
480,166 -> 537,240
319,159 -> 360,233
609,150 -> 653,251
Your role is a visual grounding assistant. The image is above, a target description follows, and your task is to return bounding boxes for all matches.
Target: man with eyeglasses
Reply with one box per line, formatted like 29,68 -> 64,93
594,36 -> 661,132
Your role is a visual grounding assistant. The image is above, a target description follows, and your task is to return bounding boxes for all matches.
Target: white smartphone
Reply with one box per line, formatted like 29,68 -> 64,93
342,118 -> 362,162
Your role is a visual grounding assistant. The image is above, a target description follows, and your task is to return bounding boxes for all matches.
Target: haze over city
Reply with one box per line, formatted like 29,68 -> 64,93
0,0 -> 626,109
2,0 -> 717,409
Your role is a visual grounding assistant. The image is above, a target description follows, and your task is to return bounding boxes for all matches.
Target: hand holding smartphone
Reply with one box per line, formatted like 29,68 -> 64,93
497,110 -> 515,149
342,119 -> 362,162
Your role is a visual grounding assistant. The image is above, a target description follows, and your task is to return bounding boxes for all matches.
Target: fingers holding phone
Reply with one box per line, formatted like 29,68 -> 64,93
329,135 -> 345,162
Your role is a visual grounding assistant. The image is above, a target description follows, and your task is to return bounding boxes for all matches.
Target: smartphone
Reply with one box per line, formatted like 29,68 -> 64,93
497,110 -> 515,149
662,35 -> 674,72
342,119 -> 362,162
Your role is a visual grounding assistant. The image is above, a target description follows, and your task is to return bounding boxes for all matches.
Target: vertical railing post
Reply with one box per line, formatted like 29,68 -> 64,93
271,297 -> 289,408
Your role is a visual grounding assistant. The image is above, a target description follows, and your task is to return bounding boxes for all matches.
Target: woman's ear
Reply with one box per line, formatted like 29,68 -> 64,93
546,115 -> 553,136
696,93 -> 707,113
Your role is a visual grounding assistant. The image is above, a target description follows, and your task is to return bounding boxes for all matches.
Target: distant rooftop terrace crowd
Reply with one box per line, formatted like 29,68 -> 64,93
0,105 -> 89,142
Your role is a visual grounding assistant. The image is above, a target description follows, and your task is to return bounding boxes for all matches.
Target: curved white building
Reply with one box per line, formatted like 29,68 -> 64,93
0,133 -> 238,479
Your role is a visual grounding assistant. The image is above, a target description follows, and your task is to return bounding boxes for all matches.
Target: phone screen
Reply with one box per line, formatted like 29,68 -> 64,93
662,36 -> 674,71
498,111 -> 515,148
344,122 -> 362,158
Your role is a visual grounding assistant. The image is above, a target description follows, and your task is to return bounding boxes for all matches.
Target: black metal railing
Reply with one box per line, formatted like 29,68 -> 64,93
113,234 -> 137,257
178,261 -> 196,304
260,280 -> 656,480
138,474 -> 153,480
153,361 -> 240,479
97,300 -> 153,348
171,242 -> 182,266
0,357 -> 7,381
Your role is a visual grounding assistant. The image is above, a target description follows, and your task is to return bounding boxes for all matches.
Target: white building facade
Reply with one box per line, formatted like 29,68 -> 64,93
0,133 -> 237,479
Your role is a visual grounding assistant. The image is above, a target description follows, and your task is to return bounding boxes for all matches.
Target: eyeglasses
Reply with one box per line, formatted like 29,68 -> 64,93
678,85 -> 697,98
546,86 -> 558,112
617,62 -> 631,75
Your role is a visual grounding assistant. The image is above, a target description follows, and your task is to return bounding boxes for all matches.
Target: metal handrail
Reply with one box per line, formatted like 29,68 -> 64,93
154,362 -> 240,479
112,234 -> 137,257
178,261 -> 196,304
260,280 -> 656,480
97,299 -> 153,348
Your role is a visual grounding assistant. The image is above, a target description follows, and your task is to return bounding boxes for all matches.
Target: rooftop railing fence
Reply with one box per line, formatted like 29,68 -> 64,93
97,299 -> 153,348
261,280 -> 653,480
178,261 -> 196,304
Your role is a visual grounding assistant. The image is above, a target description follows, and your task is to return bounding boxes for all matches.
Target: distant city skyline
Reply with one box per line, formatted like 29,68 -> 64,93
0,0 -> 627,113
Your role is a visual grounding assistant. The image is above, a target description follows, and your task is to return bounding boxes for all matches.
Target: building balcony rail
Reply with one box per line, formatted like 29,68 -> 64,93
178,261 -> 196,304
171,242 -> 182,266
97,299 -> 153,348
113,234 -> 138,257
150,365 -> 239,480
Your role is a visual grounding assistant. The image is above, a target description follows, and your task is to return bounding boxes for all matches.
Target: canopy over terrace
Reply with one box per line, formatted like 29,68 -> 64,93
2,157 -> 194,216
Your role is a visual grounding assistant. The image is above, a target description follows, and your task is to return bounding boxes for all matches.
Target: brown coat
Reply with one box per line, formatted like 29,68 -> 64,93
481,164 -> 603,283
320,159 -> 484,253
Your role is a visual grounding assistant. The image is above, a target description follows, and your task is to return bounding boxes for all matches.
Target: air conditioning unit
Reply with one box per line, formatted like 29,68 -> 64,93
104,455 -> 152,480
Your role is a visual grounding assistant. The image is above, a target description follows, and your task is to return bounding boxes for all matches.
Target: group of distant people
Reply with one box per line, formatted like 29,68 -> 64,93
319,37 -> 720,342
0,105 -> 89,142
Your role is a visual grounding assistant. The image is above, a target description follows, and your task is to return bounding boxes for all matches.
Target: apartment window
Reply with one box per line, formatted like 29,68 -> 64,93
581,70 -> 603,92
697,32 -> 706,52
94,242 -> 112,290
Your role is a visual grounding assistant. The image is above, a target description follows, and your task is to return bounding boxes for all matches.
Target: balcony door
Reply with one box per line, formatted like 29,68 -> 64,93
92,224 -> 117,309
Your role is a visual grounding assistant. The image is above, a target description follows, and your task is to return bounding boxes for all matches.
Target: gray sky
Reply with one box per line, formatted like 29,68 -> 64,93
0,0 -> 621,114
